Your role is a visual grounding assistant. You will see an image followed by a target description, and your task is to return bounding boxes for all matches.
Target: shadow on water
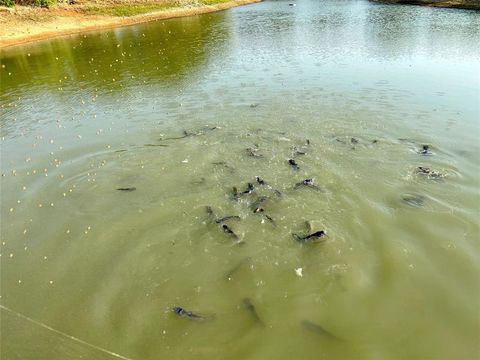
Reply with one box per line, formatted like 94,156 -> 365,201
0,12 -> 231,100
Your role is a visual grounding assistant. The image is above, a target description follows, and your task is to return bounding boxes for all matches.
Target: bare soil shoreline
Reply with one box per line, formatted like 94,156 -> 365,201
0,0 -> 261,49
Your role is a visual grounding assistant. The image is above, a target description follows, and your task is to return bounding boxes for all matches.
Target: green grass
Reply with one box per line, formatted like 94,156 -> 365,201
0,0 -> 232,9
84,0 -> 235,17
32,0 -> 56,7
200,0 -> 232,4
0,0 -> 15,7
1,0 -> 56,6
84,3 -> 178,17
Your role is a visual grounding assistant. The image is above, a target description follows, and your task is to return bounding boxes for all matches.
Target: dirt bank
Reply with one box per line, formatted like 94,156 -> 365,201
0,0 -> 261,49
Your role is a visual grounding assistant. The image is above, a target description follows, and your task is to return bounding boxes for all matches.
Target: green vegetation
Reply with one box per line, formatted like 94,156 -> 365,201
32,0 -> 56,7
0,0 -> 15,6
83,0 -> 232,17
1,0 -> 57,7
84,3 -> 178,17
201,0 -> 231,4
1,0 -> 233,11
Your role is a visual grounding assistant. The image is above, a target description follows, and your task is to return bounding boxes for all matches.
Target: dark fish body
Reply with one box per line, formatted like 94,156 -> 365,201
264,214 -> 276,226
255,176 -> 266,186
401,194 -> 425,207
336,137 -> 360,149
216,215 -> 241,223
417,166 -> 431,174
288,159 -> 300,171
295,178 -> 314,187
250,196 -> 269,212
416,166 -> 444,179
304,230 -> 326,240
206,206 -> 215,218
418,144 -> 432,155
204,126 -> 218,132
206,206 -> 241,241
233,183 -> 255,200
302,320 -> 339,340
255,176 -> 282,197
249,196 -> 275,226
294,179 -> 324,192
161,133 -> 190,141
254,208 -> 276,227
242,298 -> 265,326
242,183 -> 255,195
116,187 -> 136,192
206,206 -> 240,223
222,224 -> 239,240
293,139 -> 310,155
161,126 -> 218,141
143,144 -> 169,147
246,147 -> 263,158
172,307 -> 213,321
293,230 -> 327,243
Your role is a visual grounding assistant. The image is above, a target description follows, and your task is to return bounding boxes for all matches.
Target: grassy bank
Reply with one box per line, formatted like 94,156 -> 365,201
1,0 -> 253,14
82,0 -> 236,17
83,2 -> 177,17
0,0 -> 261,48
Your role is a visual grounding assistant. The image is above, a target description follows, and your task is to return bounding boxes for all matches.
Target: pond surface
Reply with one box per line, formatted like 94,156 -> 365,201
1,1 -> 479,359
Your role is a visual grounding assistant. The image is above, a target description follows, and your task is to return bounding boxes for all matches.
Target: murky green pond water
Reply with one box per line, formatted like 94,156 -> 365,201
1,1 -> 479,359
